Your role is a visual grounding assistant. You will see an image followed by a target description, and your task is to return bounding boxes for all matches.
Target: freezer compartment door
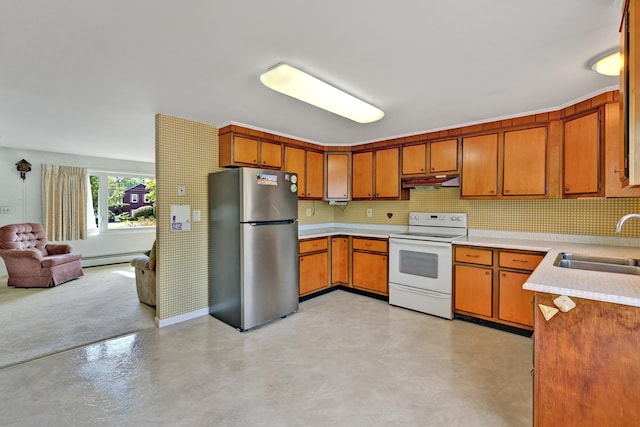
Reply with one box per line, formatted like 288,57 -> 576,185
240,168 -> 298,222
240,221 -> 299,330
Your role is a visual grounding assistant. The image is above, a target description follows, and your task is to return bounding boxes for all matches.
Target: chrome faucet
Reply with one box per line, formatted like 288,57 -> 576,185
616,214 -> 640,233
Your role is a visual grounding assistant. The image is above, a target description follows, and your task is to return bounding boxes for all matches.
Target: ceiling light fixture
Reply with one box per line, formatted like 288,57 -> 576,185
589,49 -> 621,76
260,63 -> 384,124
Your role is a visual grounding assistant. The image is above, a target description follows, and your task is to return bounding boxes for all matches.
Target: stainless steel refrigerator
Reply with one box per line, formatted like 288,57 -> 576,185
209,168 -> 299,331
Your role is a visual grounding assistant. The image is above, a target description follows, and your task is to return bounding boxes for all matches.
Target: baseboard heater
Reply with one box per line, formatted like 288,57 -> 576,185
81,251 -> 143,267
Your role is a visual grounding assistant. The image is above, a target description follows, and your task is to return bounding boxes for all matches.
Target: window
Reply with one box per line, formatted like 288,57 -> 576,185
89,173 -> 156,231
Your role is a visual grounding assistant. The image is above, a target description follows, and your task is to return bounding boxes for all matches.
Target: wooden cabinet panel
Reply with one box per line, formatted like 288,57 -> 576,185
533,293 -> 640,426
260,141 -> 282,168
374,147 -> 400,198
498,251 -> 543,271
503,127 -> 547,196
299,252 -> 328,295
352,252 -> 387,294
604,102 -> 640,196
326,153 -> 350,200
352,238 -> 387,252
284,146 -> 306,198
455,247 -> 493,266
454,265 -> 493,317
498,271 -> 533,326
461,134 -> 498,196
430,139 -> 458,173
299,238 -> 328,254
331,237 -> 349,285
305,151 -> 324,199
352,151 -> 373,199
564,111 -> 600,195
232,136 -> 259,165
402,144 -> 426,175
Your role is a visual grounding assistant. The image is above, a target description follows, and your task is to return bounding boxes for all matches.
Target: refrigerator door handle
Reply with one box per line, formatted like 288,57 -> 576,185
247,219 -> 296,226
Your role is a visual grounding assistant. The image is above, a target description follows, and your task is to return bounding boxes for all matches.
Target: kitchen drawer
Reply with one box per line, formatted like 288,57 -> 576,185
299,238 -> 328,254
455,247 -> 493,266
352,238 -> 387,253
499,251 -> 544,271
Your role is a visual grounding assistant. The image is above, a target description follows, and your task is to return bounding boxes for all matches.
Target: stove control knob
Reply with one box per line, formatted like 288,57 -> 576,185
454,215 -> 464,222
450,216 -> 458,221
410,214 -> 419,221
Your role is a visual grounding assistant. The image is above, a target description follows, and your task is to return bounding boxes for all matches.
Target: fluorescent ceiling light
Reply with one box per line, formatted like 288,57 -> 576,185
260,63 -> 384,124
590,50 -> 620,76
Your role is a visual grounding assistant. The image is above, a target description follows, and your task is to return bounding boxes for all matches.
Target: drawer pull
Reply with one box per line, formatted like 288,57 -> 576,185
466,254 -> 480,258
511,259 -> 529,263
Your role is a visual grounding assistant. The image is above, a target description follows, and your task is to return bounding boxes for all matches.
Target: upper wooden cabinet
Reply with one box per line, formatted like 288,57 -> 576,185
352,151 -> 374,199
325,152 -> 351,201
284,146 -> 324,199
375,147 -> 402,198
563,111 -> 601,197
402,138 -> 459,176
402,144 -> 426,175
219,128 -> 282,169
353,148 -> 408,200
461,133 -> 499,197
605,102 -> 640,196
503,127 -> 547,196
620,0 -> 640,186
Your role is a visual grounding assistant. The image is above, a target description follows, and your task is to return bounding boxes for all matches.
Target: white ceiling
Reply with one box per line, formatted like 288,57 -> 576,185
0,0 -> 623,163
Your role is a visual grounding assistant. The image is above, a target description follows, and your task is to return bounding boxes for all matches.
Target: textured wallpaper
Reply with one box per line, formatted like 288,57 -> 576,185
331,188 -> 640,238
156,114 -> 220,321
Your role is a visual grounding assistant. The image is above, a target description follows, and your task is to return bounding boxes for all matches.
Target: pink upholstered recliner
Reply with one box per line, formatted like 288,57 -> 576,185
0,223 -> 84,288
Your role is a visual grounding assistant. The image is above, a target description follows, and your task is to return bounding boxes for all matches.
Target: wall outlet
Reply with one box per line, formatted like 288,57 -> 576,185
306,208 -> 312,216
366,208 -> 373,217
0,206 -> 10,214
177,185 -> 186,196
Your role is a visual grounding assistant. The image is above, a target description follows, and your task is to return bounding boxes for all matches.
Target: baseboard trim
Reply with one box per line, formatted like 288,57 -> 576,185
156,307 -> 209,328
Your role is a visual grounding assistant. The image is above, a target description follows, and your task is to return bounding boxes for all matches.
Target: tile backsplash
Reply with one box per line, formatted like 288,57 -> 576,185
301,188 -> 640,238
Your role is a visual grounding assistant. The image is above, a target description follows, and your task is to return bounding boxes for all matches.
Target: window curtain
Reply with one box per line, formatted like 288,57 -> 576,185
42,164 -> 88,241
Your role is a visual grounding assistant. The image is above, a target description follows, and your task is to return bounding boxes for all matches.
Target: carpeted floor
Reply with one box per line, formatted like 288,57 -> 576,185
0,263 -> 156,368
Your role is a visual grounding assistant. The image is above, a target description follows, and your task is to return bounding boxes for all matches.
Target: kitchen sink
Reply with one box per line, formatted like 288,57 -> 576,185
554,252 -> 640,275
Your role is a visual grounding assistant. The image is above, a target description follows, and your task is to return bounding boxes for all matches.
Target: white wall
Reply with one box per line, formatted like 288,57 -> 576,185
0,147 -> 155,275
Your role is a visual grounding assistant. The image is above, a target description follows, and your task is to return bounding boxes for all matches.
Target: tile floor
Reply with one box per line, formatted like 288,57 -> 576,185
0,290 -> 533,426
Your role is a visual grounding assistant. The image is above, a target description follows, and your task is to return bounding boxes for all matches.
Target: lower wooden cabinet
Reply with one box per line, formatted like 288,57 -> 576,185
331,236 -> 349,285
352,237 -> 388,295
454,245 -> 543,330
454,264 -> 493,317
299,237 -> 329,296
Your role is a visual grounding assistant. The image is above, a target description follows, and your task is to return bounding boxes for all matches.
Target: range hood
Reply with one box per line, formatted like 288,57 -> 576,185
401,175 -> 460,189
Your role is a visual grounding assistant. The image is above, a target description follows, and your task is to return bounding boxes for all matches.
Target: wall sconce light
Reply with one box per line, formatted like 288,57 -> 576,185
16,159 -> 32,180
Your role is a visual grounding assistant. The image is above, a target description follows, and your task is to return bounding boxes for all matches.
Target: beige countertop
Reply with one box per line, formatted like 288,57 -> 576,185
299,223 -> 640,308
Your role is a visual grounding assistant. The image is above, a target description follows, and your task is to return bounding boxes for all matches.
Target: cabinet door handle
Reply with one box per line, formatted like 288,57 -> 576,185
485,271 -> 490,276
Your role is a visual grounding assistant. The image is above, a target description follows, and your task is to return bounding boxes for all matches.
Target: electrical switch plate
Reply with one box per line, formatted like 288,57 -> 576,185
366,208 -> 373,217
553,295 -> 576,313
538,304 -> 559,321
306,208 -> 312,217
0,206 -> 10,214
192,209 -> 201,222
177,185 -> 186,196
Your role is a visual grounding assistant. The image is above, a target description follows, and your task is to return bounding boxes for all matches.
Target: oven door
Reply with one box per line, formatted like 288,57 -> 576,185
389,238 -> 452,294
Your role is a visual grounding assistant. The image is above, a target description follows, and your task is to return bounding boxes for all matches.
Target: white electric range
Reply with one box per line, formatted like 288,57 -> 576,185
388,212 -> 468,319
